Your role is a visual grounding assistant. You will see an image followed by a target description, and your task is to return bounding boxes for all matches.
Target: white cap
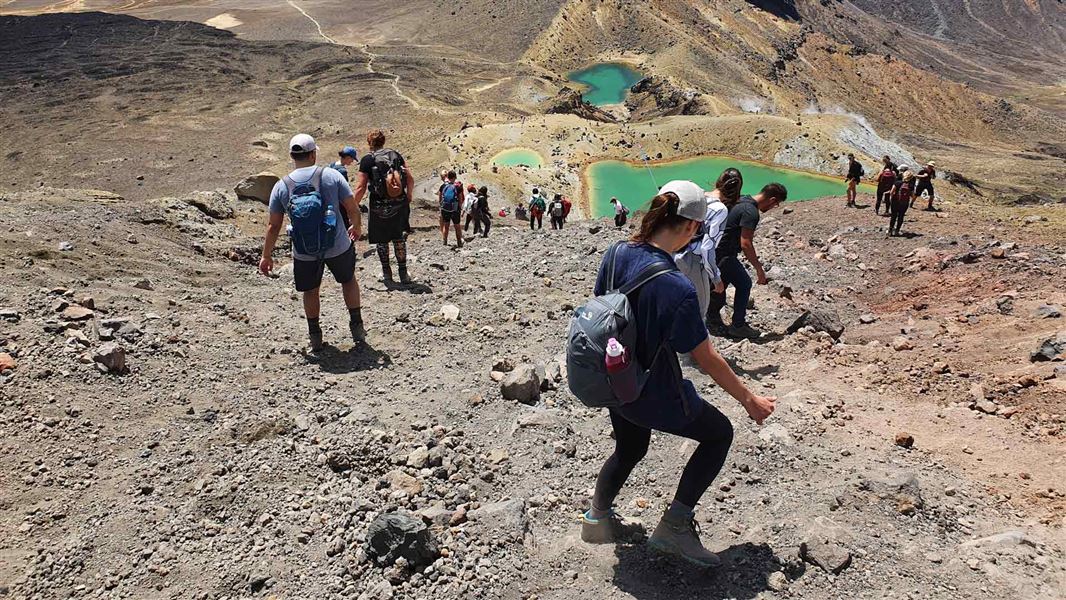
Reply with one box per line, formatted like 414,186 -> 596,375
658,180 -> 707,222
289,133 -> 317,154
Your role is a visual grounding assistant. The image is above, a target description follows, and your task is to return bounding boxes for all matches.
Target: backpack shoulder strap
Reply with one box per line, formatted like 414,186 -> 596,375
604,241 -> 624,292
311,166 -> 323,190
618,261 -> 676,295
283,175 -> 296,196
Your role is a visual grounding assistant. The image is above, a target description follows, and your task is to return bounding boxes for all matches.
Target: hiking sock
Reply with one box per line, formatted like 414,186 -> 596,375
588,504 -> 611,520
306,317 -> 322,336
393,240 -> 407,263
348,308 -> 363,326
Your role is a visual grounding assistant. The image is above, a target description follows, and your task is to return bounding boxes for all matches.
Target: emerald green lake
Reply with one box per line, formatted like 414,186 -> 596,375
586,157 -> 873,218
491,148 -> 544,168
567,63 -> 643,106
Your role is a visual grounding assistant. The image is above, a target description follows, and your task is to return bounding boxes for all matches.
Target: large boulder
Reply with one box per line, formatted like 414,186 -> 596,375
365,512 -> 439,568
234,172 -> 279,204
93,343 -> 127,374
185,191 -> 235,219
1030,331 -> 1066,362
786,309 -> 845,340
544,87 -> 617,123
500,364 -> 543,405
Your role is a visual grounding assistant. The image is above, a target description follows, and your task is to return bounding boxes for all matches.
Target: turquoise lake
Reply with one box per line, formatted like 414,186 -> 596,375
567,63 -> 643,106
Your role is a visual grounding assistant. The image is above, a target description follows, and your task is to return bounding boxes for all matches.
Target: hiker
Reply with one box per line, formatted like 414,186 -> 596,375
463,183 -> 479,234
548,194 -> 566,230
673,170 -> 737,325
707,183 -> 788,339
874,160 -> 897,216
561,195 -> 573,224
845,153 -> 864,208
580,184 -> 776,567
475,186 -> 491,238
611,197 -> 630,228
914,161 -> 937,211
353,129 -> 415,283
528,188 -> 546,230
259,133 -> 365,349
515,204 -> 527,221
438,171 -> 465,247
328,146 -> 358,183
888,167 -> 915,237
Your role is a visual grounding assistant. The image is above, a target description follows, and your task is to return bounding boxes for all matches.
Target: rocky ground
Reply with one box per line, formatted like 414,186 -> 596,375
1,185 -> 1063,599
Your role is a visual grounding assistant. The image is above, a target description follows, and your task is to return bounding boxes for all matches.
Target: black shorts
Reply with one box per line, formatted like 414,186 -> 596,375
915,181 -> 934,197
441,209 -> 460,224
293,244 -> 355,292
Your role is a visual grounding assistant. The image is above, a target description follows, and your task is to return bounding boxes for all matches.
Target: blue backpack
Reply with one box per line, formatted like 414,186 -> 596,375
283,167 -> 336,258
441,183 -> 461,212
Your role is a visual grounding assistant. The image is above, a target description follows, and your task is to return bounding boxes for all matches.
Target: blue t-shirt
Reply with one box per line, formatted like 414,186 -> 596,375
268,166 -> 354,261
594,243 -> 709,430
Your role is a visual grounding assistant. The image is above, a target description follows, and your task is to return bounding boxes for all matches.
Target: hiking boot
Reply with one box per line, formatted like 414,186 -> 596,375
580,510 -> 645,544
380,263 -> 394,282
308,330 -> 324,352
350,322 -> 366,344
727,323 -> 763,339
648,510 -> 721,568
397,265 -> 411,284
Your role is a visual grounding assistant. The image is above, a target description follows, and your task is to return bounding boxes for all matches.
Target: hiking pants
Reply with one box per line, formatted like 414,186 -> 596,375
465,212 -> 476,233
530,211 -> 543,230
707,255 -> 752,327
477,212 -> 491,237
376,240 -> 407,273
593,406 -> 734,511
889,201 -> 908,235
551,215 -> 564,229
875,182 -> 893,214
615,214 -> 627,228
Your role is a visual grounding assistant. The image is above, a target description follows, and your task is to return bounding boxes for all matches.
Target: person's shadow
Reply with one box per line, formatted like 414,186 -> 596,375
301,341 -> 392,374
383,280 -> 433,294
723,356 -> 780,380
612,541 -> 782,599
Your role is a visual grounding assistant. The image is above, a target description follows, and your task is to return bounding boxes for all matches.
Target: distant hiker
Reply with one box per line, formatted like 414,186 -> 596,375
475,186 -> 492,238
515,204 -> 527,221
875,162 -> 897,216
463,183 -> 479,234
708,183 -> 788,339
259,133 -> 365,350
353,129 -> 415,283
529,188 -> 546,230
611,197 -> 630,228
438,171 -> 465,247
561,195 -> 573,223
673,170 -> 737,326
914,161 -> 937,211
882,155 -> 898,176
328,146 -> 358,183
579,185 -> 776,567
845,153 -> 864,208
548,194 -> 566,230
889,167 -> 915,237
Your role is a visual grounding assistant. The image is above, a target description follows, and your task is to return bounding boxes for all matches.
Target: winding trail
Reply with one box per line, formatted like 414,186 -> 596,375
287,0 -> 336,45
360,45 -> 423,110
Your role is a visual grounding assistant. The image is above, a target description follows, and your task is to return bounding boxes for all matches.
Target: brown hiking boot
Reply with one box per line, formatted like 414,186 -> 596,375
580,510 -> 645,544
648,510 -> 722,568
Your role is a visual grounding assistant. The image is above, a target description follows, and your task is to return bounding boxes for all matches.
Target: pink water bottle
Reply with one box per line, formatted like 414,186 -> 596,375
605,338 -> 640,403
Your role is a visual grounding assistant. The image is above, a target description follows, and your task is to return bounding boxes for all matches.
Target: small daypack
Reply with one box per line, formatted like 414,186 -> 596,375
897,180 -> 913,205
551,202 -> 564,218
441,183 -> 461,212
284,167 -> 335,258
530,195 -> 546,212
370,149 -> 406,199
566,242 -> 678,408
880,168 -> 894,183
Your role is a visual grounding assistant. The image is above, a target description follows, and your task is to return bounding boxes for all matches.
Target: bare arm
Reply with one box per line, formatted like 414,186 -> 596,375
690,339 -> 775,424
341,194 -> 361,241
259,212 -> 284,274
740,228 -> 766,284
353,171 -> 369,204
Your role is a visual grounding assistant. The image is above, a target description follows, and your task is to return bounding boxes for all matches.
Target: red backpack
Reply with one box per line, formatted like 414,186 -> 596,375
897,180 -> 913,205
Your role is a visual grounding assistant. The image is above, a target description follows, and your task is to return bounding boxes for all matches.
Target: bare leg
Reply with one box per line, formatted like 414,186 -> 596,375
302,287 -> 321,319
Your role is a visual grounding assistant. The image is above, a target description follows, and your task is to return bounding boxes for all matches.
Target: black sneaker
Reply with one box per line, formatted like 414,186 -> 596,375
350,322 -> 366,344
308,330 -> 324,352
706,321 -> 728,337
727,324 -> 763,339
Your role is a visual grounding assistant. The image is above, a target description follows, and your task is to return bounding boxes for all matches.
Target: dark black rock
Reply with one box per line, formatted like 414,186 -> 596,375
365,512 -> 440,568
786,310 -> 845,340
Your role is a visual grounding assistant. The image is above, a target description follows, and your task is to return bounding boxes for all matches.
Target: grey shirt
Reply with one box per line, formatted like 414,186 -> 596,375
269,166 -> 354,261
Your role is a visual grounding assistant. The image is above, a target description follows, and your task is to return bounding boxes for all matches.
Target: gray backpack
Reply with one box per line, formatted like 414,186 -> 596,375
566,242 -> 677,408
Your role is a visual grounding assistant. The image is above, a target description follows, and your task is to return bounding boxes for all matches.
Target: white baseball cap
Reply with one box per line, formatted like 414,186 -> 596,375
289,133 -> 317,153
658,180 -> 707,222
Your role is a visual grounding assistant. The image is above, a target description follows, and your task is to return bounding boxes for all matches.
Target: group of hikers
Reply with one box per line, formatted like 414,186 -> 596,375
846,153 -> 938,237
257,132 -> 945,569
519,188 -> 573,230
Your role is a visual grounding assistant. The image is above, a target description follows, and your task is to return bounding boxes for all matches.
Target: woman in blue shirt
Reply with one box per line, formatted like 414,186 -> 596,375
581,181 -> 776,568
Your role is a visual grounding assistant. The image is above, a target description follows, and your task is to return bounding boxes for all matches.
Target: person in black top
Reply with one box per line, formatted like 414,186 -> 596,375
914,161 -> 937,211
353,130 -> 415,283
708,183 -> 788,339
475,186 -> 491,238
845,153 -> 864,208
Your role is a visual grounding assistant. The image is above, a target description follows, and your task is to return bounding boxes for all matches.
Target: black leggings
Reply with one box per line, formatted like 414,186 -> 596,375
889,201 -> 908,235
592,404 -> 734,511
376,240 -> 407,268
551,215 -> 564,229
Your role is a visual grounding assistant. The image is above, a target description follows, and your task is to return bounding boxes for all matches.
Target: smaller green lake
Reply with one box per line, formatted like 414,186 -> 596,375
586,156 -> 875,218
491,148 -> 544,168
567,63 -> 643,106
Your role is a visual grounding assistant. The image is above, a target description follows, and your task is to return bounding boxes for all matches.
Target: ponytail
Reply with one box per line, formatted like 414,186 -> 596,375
715,168 -> 744,208
630,192 -> 689,243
